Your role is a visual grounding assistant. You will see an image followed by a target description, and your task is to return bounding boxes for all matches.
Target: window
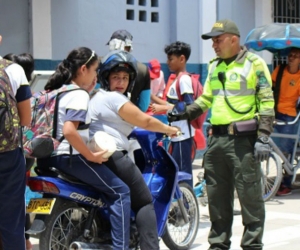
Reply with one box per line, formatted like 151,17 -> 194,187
151,0 -> 158,7
127,0 -> 134,4
273,0 -> 300,67
139,0 -> 146,6
126,9 -> 134,20
151,12 -> 159,22
139,10 -> 146,21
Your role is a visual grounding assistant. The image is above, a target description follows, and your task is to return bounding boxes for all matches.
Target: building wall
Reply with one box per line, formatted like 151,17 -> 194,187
0,0 -> 29,56
0,0 -> 272,82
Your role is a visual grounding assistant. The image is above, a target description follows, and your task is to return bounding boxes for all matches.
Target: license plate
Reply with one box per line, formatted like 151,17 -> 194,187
26,198 -> 56,214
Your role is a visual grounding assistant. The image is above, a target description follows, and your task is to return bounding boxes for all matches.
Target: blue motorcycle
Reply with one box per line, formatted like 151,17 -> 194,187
26,128 -> 200,249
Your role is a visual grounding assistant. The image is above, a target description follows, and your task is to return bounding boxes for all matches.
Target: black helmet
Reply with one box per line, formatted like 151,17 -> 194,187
99,51 -> 137,96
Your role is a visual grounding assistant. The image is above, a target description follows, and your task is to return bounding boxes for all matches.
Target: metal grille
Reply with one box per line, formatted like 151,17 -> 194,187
274,0 -> 300,23
273,0 -> 300,66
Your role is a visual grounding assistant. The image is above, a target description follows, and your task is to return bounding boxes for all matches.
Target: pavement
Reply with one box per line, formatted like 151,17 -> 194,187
30,157 -> 300,250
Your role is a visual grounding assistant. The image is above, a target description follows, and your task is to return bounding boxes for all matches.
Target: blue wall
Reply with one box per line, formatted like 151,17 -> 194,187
35,60 -> 209,86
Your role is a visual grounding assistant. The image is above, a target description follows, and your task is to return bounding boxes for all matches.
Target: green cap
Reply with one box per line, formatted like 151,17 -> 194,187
201,19 -> 240,40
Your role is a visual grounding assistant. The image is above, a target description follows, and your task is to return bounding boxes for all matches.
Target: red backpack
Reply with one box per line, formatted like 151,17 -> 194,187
163,72 -> 207,130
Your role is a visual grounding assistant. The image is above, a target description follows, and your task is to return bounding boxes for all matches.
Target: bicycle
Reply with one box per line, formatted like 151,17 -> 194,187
261,111 -> 300,201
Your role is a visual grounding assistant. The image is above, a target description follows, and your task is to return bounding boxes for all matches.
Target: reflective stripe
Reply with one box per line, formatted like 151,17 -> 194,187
212,88 -> 256,96
209,60 -> 218,80
210,57 -> 256,96
240,59 -> 252,92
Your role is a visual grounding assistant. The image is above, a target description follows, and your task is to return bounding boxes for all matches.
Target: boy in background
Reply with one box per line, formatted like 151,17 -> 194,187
148,59 -> 165,104
151,41 -> 195,187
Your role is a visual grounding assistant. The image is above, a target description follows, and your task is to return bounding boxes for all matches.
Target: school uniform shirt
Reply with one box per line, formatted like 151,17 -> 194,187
88,89 -> 134,152
54,84 -> 90,155
166,74 -> 195,142
4,62 -> 31,102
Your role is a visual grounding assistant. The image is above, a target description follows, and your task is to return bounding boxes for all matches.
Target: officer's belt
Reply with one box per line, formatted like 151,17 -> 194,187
211,119 -> 258,136
211,124 -> 231,135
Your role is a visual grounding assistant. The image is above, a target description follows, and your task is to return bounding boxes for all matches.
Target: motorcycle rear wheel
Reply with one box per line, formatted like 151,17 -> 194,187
39,198 -> 99,250
162,182 -> 199,250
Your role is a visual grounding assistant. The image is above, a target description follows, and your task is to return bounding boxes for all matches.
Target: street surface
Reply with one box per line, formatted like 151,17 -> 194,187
30,158 -> 300,250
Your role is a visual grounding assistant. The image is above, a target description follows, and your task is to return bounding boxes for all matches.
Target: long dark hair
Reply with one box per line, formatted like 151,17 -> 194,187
3,53 -> 34,81
45,47 -> 98,91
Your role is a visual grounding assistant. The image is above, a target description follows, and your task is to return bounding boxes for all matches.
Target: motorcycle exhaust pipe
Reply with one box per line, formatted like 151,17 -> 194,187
69,241 -> 113,250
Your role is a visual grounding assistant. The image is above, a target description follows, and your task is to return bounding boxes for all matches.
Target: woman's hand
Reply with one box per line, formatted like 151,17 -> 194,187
87,150 -> 109,164
166,126 -> 182,138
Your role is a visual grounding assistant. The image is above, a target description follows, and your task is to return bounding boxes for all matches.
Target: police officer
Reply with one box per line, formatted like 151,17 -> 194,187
170,19 -> 274,250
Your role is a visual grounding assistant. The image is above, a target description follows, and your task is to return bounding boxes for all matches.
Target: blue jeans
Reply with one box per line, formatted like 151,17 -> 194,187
274,112 -> 298,188
171,137 -> 193,187
38,154 -> 131,250
274,112 -> 297,156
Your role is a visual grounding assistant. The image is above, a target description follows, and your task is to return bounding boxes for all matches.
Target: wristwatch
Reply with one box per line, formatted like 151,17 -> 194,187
258,136 -> 269,144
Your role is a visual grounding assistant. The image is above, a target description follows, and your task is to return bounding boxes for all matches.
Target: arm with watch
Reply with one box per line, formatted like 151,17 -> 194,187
254,115 -> 274,162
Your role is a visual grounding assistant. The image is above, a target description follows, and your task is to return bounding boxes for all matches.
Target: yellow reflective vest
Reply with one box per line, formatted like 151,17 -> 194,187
195,47 -> 274,125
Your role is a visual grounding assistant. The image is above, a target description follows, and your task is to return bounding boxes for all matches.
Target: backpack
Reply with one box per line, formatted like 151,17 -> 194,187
164,72 -> 207,130
23,84 -> 83,158
163,72 -> 207,150
273,63 -> 286,112
0,59 -> 21,153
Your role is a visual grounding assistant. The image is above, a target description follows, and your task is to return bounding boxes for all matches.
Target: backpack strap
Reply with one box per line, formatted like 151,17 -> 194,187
163,74 -> 176,101
274,64 -> 286,112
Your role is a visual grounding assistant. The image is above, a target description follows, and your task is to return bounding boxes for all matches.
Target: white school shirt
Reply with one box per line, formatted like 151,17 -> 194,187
166,74 -> 195,141
88,89 -> 134,152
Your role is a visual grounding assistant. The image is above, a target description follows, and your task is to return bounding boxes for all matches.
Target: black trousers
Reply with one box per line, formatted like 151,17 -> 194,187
0,148 -> 26,250
106,151 -> 160,250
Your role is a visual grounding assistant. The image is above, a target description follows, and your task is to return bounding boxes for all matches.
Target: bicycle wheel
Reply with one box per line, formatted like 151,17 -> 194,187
260,151 -> 282,202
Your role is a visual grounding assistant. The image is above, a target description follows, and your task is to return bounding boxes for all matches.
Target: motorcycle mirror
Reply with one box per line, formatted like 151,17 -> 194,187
171,102 -> 186,115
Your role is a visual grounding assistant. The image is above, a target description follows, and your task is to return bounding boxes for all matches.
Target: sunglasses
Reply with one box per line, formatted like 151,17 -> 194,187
84,50 -> 95,65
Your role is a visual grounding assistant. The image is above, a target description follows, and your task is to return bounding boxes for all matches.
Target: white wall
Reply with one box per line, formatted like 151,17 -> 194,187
31,0 -> 52,59
0,0 -> 274,68
50,0 -> 172,62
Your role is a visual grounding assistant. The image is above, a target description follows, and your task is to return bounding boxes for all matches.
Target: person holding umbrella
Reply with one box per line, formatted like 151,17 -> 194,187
272,47 -> 300,196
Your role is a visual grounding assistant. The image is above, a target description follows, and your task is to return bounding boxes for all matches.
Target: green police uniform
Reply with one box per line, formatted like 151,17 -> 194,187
186,46 -> 274,250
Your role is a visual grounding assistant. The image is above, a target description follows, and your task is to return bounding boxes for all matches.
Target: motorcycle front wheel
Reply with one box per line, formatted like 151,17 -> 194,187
162,182 -> 200,250
39,198 -> 99,250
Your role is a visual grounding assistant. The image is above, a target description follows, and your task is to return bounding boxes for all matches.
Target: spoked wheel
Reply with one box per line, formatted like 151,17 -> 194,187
162,183 -> 199,250
39,199 -> 99,250
261,151 -> 282,202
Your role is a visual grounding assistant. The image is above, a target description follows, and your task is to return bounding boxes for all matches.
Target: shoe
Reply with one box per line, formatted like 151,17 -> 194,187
276,185 -> 292,196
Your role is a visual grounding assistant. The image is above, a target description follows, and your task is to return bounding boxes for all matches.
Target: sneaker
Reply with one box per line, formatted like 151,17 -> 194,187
276,186 -> 292,196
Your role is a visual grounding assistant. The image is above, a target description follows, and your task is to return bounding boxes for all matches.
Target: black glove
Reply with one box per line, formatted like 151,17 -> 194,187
254,136 -> 271,162
167,111 -> 182,123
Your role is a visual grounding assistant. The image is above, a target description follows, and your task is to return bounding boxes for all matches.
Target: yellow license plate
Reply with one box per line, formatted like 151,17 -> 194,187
26,198 -> 56,214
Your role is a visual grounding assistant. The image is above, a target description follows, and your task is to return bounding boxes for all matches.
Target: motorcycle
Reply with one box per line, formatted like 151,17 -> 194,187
26,103 -> 200,250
